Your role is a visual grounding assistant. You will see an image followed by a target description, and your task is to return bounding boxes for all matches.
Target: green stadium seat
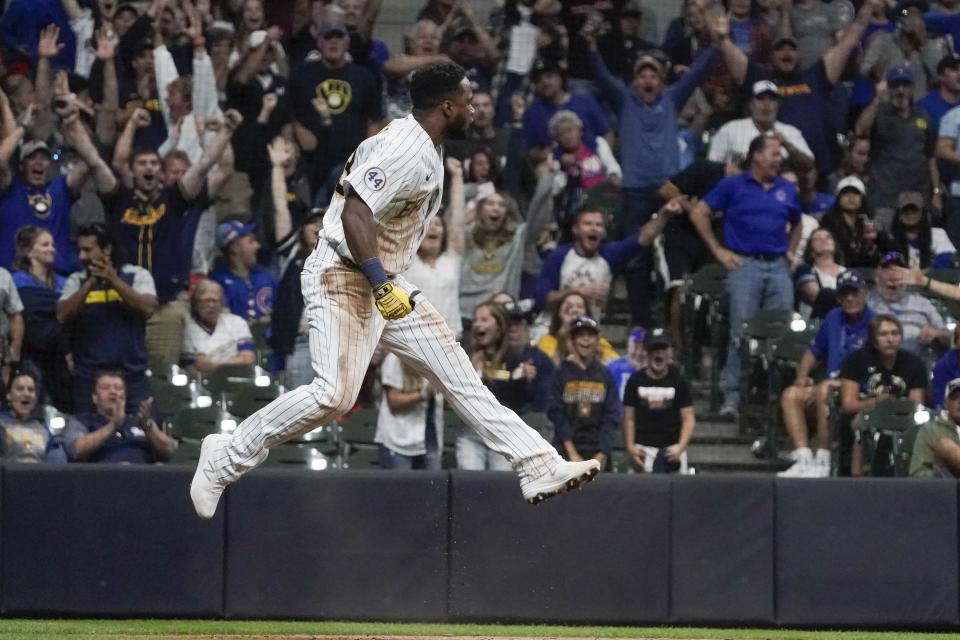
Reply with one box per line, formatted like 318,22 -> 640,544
223,382 -> 282,419
738,310 -> 807,435
340,444 -> 381,470
202,364 -> 258,395
169,405 -> 222,441
523,412 -> 553,440
860,398 -> 929,476
264,443 -> 332,470
339,407 -> 378,446
684,263 -> 729,411
169,438 -> 202,465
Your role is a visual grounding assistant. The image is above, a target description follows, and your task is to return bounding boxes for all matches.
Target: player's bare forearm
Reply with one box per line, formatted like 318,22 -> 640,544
341,194 -> 381,268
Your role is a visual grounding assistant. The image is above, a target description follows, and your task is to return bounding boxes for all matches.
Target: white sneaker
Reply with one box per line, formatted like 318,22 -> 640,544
777,460 -> 812,477
778,448 -> 814,478
522,459 -> 601,505
190,434 -> 229,520
814,449 -> 832,477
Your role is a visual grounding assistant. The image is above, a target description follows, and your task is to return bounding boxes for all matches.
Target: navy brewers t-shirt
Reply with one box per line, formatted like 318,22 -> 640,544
746,60 -> 835,175
288,59 -> 382,179
103,183 -> 197,304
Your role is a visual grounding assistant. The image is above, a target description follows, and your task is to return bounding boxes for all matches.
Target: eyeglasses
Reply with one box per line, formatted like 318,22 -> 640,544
322,31 -> 347,40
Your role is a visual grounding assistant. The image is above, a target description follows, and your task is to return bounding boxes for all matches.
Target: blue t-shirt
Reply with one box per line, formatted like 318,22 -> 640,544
0,176 -> 78,274
931,349 -> 960,409
807,306 -> 874,377
704,173 -> 801,254
803,192 -> 835,215
730,18 -> 752,55
210,267 -> 276,322
522,92 -> 610,150
917,90 -> 958,132
607,356 -> 638,401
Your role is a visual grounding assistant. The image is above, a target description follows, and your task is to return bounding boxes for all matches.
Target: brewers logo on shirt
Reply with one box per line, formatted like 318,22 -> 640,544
317,79 -> 352,114
27,193 -> 53,219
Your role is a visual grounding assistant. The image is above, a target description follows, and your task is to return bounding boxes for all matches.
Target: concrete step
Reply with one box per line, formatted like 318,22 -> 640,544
686,443 -> 787,473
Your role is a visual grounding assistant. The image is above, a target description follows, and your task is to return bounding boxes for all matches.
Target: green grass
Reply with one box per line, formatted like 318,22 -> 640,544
0,620 -> 957,640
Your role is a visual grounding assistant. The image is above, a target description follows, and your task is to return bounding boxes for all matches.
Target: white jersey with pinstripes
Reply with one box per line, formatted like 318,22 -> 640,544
316,113 -> 444,275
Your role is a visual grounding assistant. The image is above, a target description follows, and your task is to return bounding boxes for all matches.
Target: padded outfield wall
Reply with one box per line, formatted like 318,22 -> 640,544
2,465 -> 956,628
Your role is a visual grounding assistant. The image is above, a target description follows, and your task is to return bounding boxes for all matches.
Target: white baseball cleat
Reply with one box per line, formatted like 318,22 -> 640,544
190,434 -> 229,520
522,459 -> 601,505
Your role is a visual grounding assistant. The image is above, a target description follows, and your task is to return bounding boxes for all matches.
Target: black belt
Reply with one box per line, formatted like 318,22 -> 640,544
743,253 -> 784,262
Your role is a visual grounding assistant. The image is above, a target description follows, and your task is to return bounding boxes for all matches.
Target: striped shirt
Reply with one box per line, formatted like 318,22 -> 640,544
317,114 -> 445,275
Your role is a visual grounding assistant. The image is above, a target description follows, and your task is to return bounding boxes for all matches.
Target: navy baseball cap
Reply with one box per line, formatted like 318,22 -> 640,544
319,21 -> 348,37
880,250 -> 908,268
569,316 -> 599,335
886,65 -> 914,85
216,221 -> 256,249
531,58 -> 564,81
836,270 -> 866,293
946,377 -> 960,401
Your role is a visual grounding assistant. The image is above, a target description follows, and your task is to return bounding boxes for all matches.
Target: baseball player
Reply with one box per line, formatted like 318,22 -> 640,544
191,62 -> 600,519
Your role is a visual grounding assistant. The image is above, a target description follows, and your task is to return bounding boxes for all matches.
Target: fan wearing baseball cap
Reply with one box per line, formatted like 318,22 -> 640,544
547,316 -> 621,471
779,270 -> 874,478
867,250 -> 951,354
209,221 -> 276,325
707,80 -> 815,167
622,329 -> 695,474
931,325 -> 960,412
819,175 -> 883,268
0,109 -> 117,275
855,63 -> 937,218
909,376 -> 960,477
883,191 -> 956,269
581,13 -> 723,326
715,0 -> 882,178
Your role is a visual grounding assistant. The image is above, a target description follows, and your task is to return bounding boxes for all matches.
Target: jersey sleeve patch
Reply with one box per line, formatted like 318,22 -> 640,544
364,167 -> 387,191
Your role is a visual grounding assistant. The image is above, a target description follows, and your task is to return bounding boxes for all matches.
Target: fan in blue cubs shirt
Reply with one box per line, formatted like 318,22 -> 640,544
209,221 -> 276,325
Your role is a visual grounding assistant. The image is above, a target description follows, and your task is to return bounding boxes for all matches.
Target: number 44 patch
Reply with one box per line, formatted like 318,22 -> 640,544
364,167 -> 386,191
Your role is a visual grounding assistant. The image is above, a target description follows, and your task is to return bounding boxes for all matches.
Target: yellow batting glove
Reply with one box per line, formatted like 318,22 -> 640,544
373,281 -> 418,320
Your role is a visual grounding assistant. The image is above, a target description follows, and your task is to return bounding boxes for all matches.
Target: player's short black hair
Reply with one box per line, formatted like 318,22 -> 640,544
410,61 -> 467,110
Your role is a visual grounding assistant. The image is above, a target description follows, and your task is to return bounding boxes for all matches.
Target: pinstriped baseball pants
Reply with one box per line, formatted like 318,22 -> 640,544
210,243 -> 562,488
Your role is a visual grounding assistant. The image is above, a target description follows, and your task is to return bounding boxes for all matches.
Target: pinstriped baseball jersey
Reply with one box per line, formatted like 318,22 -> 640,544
317,114 -> 444,275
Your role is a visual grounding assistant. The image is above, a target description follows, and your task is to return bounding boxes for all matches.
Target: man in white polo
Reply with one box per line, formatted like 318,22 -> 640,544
708,80 -> 815,167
